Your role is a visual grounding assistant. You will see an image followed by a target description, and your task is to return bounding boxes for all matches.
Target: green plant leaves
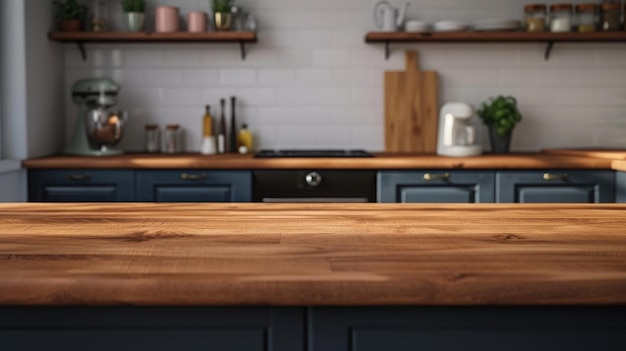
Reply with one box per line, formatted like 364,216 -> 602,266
213,0 -> 233,13
53,0 -> 88,21
121,0 -> 145,13
477,95 -> 523,136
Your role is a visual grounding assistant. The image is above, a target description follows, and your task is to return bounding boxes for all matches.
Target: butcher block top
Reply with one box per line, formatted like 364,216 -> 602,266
1,203 -> 625,306
21,153 -> 615,170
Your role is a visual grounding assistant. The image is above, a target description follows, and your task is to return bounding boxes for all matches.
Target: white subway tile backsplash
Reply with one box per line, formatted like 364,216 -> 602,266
65,0 -> 626,151
314,50 -> 351,66
258,69 -> 296,85
220,69 -> 257,85
297,68 -> 332,85
182,69 -> 220,86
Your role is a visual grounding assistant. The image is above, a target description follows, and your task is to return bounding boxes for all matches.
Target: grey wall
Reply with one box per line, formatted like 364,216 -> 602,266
0,0 -> 64,202
24,0 -> 65,157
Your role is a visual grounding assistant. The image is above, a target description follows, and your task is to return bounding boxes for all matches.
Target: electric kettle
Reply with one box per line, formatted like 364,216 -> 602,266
374,1 -> 410,32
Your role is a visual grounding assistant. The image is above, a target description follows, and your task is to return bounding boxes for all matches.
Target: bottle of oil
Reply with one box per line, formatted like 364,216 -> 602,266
201,105 -> 216,155
236,124 -> 253,154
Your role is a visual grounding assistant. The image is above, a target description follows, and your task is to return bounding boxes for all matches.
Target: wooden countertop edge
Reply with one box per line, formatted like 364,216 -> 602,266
21,153 -> 616,170
2,203 -> 626,306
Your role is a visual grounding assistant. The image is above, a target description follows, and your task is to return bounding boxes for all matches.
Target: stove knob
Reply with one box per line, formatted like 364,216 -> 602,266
305,172 -> 322,187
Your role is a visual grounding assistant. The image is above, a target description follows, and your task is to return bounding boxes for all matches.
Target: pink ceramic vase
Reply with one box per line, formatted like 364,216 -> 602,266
155,6 -> 180,33
187,11 -> 207,33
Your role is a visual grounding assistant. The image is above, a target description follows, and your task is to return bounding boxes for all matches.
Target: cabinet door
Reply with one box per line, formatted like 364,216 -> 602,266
378,171 -> 495,203
0,307 -> 304,351
137,170 -> 252,202
28,170 -> 135,202
617,172 -> 626,203
497,170 -> 615,203
310,307 -> 626,351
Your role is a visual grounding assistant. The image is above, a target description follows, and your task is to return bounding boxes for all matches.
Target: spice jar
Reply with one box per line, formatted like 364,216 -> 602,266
524,4 -> 547,32
600,2 -> 621,31
575,4 -> 597,33
145,124 -> 160,153
550,4 -> 573,32
164,124 -> 181,154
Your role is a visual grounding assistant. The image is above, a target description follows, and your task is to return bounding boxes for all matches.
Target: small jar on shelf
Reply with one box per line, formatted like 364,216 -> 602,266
524,4 -> 547,32
575,4 -> 597,33
550,4 -> 573,32
600,2 -> 621,31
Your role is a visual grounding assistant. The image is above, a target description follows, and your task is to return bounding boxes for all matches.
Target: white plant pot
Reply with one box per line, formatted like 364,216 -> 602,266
127,12 -> 145,32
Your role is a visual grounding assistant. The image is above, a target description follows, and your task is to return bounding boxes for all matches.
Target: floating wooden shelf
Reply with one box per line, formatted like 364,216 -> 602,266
48,31 -> 257,60
365,31 -> 626,60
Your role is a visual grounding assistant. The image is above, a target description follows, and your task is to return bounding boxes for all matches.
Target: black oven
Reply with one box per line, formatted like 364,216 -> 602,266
253,170 -> 377,203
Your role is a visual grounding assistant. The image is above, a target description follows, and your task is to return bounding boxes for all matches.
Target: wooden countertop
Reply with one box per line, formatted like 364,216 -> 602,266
1,203 -> 625,306
21,153 -> 615,170
542,148 -> 626,160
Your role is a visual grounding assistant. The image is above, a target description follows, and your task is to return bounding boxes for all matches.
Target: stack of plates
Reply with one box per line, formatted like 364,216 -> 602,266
405,20 -> 431,33
433,20 -> 469,32
472,19 -> 521,32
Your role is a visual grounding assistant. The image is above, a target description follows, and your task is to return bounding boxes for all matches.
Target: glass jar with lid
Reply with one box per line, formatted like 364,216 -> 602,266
550,4 -> 573,32
524,4 -> 547,32
600,2 -> 621,31
575,4 -> 597,32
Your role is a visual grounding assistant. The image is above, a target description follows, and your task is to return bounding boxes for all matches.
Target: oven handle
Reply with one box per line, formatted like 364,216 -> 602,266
262,198 -> 370,203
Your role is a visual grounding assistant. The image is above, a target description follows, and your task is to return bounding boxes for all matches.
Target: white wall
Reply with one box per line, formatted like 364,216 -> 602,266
64,0 -> 626,152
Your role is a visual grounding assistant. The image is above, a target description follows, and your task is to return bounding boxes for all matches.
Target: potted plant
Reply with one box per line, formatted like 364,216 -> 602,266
477,96 -> 523,154
212,0 -> 233,31
122,0 -> 146,32
53,0 -> 88,32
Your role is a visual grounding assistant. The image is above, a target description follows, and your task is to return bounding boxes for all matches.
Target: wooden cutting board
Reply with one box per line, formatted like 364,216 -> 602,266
385,51 -> 439,153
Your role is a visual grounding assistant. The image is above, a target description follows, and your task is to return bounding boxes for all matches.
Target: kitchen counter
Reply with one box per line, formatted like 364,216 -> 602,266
21,153 -> 616,170
1,203 -> 625,306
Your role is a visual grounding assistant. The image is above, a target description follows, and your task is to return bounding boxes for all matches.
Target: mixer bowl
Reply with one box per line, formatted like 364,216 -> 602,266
85,109 -> 128,151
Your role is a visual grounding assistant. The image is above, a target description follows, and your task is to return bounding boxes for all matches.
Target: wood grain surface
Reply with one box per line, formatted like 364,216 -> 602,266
612,160 -> 626,172
365,31 -> 626,43
542,149 -> 626,160
21,153 -> 615,170
48,31 -> 257,42
385,51 -> 439,153
1,203 -> 626,306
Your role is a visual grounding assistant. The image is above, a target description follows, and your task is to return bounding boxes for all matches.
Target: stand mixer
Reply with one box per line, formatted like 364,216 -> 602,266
436,103 -> 483,157
64,78 -> 128,156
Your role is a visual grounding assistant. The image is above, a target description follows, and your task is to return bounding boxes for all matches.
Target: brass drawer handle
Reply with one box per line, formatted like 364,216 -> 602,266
543,173 -> 569,181
181,173 -> 207,181
66,174 -> 91,181
423,173 -> 451,181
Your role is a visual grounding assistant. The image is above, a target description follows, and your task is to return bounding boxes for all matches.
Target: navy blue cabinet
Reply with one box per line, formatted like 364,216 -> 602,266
617,172 -> 626,203
28,170 -> 135,202
0,307 -> 305,351
497,170 -> 615,203
309,307 -> 626,351
136,170 -> 252,202
378,171 -> 495,203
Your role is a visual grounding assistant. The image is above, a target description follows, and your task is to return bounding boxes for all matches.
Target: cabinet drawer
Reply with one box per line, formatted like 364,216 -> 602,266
136,170 -> 252,202
496,170 -> 615,203
28,170 -> 135,202
378,171 -> 495,203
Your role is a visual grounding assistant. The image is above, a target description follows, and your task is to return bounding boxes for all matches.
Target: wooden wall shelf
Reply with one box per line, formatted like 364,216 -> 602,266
365,31 -> 626,60
48,31 -> 257,60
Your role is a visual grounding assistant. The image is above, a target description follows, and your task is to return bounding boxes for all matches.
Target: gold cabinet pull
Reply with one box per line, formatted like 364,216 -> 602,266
66,174 -> 91,181
543,173 -> 569,181
181,173 -> 207,181
423,173 -> 451,181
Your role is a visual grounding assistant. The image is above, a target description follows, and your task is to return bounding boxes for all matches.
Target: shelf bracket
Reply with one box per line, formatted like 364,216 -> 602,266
544,41 -> 554,61
240,41 -> 247,60
385,41 -> 390,60
77,42 -> 87,61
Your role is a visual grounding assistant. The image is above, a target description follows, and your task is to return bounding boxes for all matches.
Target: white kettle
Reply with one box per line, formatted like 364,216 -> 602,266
374,1 -> 410,32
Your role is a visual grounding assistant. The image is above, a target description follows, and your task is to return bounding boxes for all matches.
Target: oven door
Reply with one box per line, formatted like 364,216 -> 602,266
253,170 -> 377,203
